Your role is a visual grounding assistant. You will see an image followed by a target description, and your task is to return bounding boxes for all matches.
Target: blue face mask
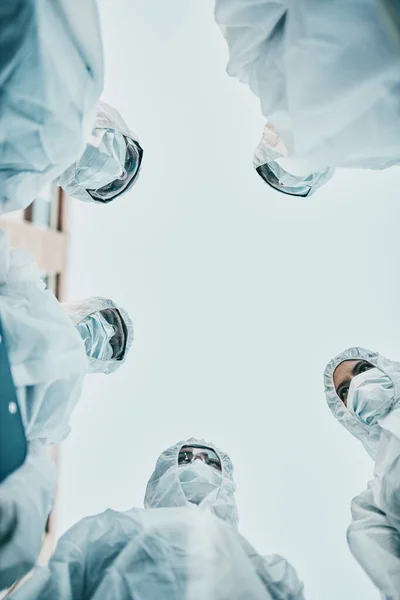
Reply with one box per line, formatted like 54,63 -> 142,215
87,139 -> 141,202
75,129 -> 128,190
347,368 -> 395,426
76,312 -> 115,362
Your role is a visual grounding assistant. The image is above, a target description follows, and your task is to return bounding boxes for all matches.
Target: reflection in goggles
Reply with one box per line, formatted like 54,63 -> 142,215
178,446 -> 222,471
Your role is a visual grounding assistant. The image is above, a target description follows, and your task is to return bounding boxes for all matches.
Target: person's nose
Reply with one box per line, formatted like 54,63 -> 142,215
193,455 -> 205,463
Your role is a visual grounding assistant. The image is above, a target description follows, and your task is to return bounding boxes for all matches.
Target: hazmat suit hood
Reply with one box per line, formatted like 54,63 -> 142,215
62,296 -> 133,375
57,101 -> 143,204
324,346 -> 400,459
144,437 -> 239,526
253,123 -> 334,197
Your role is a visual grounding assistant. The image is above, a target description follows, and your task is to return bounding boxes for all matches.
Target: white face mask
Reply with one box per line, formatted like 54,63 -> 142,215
347,367 -> 395,426
276,157 -> 317,177
178,461 -> 222,505
75,129 -> 127,189
76,312 -> 115,362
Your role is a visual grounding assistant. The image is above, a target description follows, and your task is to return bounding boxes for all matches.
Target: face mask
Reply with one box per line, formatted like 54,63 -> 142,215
87,140 -> 141,202
347,367 -> 395,426
75,129 -> 127,190
276,157 -> 321,177
178,461 -> 222,505
76,312 -> 115,362
253,123 -> 334,197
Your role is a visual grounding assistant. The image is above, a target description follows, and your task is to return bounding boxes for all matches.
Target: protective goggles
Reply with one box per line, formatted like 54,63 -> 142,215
178,446 -> 222,471
87,137 -> 143,203
255,163 -> 312,197
100,308 -> 127,360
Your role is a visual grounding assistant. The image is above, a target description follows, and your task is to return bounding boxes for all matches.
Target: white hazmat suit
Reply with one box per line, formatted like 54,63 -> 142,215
215,0 -> 400,174
0,229 -> 86,589
324,347 -> 400,599
0,0 -> 104,214
9,438 -> 306,599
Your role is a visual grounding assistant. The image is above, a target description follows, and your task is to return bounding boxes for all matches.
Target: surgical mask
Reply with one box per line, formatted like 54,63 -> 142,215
179,461 -> 222,505
75,129 -> 127,190
76,312 -> 115,362
347,367 -> 395,426
87,140 -> 142,202
253,123 -> 334,196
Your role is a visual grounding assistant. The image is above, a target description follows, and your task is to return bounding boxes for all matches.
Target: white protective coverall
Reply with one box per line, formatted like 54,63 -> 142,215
214,0 -> 400,173
0,442 -> 56,592
9,438 -> 306,600
62,296 -> 134,375
0,0 -> 104,214
57,101 -> 143,204
324,347 -> 400,599
0,229 -> 86,589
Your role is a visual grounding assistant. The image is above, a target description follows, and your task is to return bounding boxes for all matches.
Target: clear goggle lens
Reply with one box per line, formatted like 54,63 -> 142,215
178,446 -> 222,471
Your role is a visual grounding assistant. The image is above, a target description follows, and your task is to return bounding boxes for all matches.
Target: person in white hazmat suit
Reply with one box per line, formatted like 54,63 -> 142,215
9,438 -> 306,600
324,347 -> 400,598
214,0 -> 400,196
0,293 -> 133,589
57,101 -> 143,205
0,230 -> 86,591
0,256 -> 133,588
63,296 -> 134,375
0,0 -> 104,214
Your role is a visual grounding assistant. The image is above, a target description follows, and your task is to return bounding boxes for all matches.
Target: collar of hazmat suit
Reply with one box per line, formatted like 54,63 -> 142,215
215,0 -> 400,171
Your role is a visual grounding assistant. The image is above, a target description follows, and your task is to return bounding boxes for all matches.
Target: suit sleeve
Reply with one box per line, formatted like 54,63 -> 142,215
347,484 -> 400,599
214,0 -> 287,116
9,510 -> 128,600
0,441 -> 56,590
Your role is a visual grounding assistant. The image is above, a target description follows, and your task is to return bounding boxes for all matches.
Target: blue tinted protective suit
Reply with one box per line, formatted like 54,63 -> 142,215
0,229 -> 85,590
215,0 -> 400,172
0,0 -> 103,214
9,439 -> 305,599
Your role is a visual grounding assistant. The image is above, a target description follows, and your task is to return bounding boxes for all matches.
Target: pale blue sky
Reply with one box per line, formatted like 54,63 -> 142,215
59,2 -> 400,598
